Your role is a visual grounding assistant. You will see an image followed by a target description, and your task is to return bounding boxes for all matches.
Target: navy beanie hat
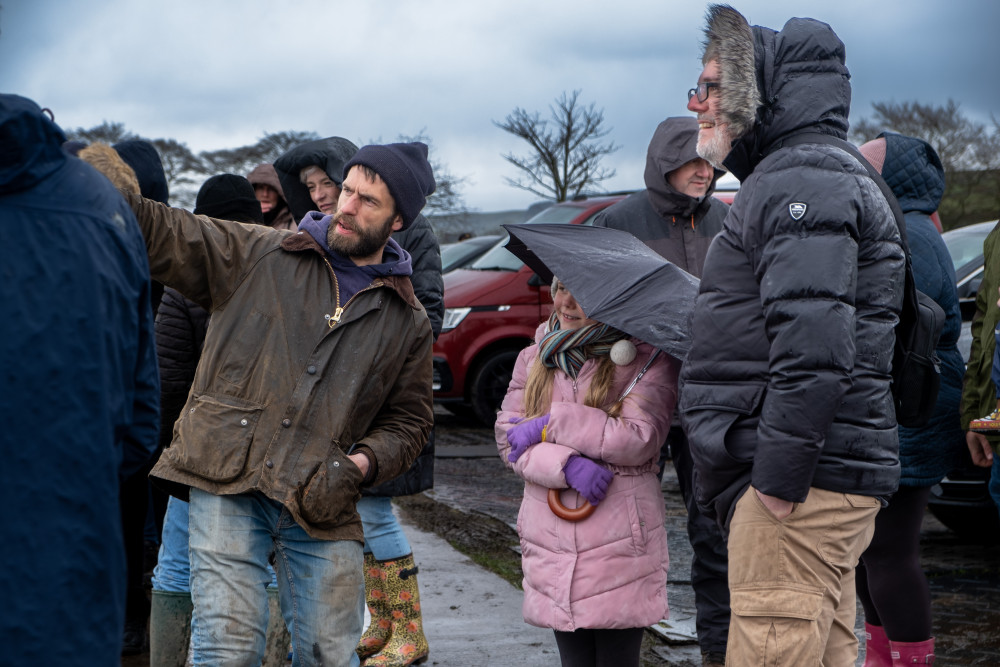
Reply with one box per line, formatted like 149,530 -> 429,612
343,142 -> 436,230
194,174 -> 263,224
113,139 -> 170,204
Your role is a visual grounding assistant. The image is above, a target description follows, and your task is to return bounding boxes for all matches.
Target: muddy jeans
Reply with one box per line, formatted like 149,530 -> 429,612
187,488 -> 364,667
726,486 -> 879,666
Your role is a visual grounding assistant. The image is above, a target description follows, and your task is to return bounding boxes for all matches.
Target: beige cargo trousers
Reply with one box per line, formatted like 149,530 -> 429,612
725,486 -> 880,666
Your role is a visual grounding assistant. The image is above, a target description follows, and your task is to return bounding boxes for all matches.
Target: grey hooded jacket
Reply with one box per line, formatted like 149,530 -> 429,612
679,7 -> 904,526
593,116 -> 728,279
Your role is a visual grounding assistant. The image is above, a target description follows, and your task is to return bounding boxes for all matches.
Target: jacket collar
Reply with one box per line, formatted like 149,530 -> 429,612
281,230 -> 423,310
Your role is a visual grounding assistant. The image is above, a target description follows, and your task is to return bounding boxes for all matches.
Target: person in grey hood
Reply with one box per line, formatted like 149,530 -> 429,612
593,116 -> 730,666
679,5 -> 904,664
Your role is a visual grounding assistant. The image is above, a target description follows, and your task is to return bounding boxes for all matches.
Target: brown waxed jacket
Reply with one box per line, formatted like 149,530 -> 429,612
125,192 -> 434,542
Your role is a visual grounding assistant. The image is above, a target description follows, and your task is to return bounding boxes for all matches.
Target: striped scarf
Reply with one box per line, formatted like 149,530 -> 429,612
538,312 -> 626,379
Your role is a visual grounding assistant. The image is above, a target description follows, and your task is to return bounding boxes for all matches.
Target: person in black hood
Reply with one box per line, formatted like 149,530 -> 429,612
593,116 -> 730,666
679,5 -> 904,665
99,137 -> 171,656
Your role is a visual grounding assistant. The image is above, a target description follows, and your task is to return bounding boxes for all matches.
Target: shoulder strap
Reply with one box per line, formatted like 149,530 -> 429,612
617,349 -> 662,402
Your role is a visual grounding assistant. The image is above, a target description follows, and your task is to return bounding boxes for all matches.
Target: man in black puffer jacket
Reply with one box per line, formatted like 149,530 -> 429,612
679,6 -> 903,664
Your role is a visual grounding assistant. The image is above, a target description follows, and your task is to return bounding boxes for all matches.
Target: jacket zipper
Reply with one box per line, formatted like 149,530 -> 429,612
321,257 -> 343,327
321,256 -> 381,329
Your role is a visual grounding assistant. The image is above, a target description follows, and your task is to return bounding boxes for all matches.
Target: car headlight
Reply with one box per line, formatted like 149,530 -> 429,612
441,307 -> 471,332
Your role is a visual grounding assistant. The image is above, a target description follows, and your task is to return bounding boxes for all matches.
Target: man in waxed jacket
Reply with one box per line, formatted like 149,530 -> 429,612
275,135 -> 443,663
127,141 -> 436,666
679,6 -> 903,664
593,116 -> 730,666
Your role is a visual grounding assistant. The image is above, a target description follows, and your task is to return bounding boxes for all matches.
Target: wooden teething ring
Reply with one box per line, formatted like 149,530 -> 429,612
547,488 -> 596,521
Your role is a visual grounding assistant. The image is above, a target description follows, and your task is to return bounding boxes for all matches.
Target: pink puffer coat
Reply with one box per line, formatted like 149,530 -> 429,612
496,327 -> 678,631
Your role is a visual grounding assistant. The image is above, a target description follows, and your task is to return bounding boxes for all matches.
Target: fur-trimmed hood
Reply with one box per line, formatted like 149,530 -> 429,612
701,4 -> 851,181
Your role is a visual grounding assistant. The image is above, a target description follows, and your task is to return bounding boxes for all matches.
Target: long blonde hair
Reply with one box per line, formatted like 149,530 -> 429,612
522,350 -> 623,419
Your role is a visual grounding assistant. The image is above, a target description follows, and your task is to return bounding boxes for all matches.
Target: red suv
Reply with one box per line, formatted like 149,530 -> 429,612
432,195 -> 627,425
433,190 -> 736,425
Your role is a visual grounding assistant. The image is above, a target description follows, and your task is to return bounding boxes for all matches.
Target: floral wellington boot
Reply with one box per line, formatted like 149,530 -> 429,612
357,554 -> 392,660
363,554 -> 429,666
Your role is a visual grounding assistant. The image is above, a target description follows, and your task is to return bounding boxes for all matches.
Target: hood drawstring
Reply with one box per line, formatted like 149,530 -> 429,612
670,215 -> 696,229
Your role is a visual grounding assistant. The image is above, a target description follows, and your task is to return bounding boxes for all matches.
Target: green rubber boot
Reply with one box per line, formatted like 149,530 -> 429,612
149,590 -> 193,667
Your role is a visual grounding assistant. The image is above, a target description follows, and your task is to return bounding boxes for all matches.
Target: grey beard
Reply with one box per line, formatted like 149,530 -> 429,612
697,125 -> 732,170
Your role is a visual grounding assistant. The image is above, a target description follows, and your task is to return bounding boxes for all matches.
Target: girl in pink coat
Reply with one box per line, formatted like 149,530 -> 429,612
496,279 -> 679,667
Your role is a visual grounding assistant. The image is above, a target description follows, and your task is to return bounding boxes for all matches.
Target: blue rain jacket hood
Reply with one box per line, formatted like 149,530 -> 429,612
0,94 -> 160,665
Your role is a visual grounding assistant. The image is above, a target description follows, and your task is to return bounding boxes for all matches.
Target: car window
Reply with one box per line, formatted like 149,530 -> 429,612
467,236 -> 524,271
943,221 -> 996,273
467,205 -> 587,271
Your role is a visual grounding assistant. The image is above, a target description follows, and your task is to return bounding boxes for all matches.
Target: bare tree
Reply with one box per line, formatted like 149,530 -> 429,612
395,130 -> 469,215
198,131 -> 321,180
852,100 -> 984,174
65,122 -> 202,207
65,120 -> 135,146
494,90 -> 620,202
255,130 -> 322,162
852,99 -> 1000,227
151,139 -> 202,209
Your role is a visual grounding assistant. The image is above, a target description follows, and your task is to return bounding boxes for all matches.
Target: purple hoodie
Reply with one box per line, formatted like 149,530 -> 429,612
297,211 -> 413,303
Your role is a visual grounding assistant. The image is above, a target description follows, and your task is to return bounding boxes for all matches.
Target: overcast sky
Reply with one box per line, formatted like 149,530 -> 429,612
3,0 -> 997,211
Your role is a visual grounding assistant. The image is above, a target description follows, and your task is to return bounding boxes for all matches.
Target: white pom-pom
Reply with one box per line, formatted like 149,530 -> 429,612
610,339 -> 637,366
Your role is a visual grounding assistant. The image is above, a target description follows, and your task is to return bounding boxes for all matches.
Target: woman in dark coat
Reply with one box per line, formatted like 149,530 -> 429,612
856,132 -> 962,665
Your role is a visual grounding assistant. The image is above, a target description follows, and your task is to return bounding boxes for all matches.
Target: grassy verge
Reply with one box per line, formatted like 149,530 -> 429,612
393,493 -> 524,589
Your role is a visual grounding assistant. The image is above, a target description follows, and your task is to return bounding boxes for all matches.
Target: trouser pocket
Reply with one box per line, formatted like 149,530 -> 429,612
729,584 -> 824,666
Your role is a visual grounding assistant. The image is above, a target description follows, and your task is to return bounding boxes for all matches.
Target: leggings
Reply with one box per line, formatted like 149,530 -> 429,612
552,627 -> 645,667
856,485 -> 933,642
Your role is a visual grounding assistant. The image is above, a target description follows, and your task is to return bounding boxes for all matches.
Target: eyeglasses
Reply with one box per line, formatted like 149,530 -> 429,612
687,81 -> 720,103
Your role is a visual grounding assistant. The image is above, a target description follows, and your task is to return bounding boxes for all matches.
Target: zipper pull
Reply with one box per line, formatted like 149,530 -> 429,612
326,307 -> 344,328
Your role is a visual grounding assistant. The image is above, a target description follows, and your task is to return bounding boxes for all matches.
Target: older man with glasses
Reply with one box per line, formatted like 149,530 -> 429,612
679,6 -> 904,665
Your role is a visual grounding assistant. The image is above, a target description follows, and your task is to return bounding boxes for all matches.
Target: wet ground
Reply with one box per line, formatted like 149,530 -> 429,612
123,406 -> 1000,666
420,407 -> 1000,667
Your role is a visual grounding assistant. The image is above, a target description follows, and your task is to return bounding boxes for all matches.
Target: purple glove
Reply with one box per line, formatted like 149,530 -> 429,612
563,456 -> 613,505
506,414 -> 550,462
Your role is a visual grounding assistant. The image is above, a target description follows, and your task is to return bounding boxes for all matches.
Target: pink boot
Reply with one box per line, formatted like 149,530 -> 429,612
863,623 -> 893,667
890,638 -> 935,665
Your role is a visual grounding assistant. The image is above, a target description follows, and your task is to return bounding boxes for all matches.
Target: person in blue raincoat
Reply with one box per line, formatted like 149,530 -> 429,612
854,132 -> 962,665
0,94 -> 160,666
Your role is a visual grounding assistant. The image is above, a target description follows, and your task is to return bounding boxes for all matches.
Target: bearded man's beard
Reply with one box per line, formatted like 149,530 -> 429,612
327,210 -> 396,260
697,122 -> 733,169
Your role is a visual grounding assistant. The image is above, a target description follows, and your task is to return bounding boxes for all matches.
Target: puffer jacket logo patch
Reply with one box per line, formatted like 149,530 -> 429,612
789,202 -> 807,220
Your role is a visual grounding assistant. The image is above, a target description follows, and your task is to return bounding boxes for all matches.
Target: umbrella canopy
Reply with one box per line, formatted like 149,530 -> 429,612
503,223 -> 700,359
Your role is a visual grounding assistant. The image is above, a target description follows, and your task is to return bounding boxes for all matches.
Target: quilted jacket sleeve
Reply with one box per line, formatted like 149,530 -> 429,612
393,215 -> 444,340
155,287 -> 209,451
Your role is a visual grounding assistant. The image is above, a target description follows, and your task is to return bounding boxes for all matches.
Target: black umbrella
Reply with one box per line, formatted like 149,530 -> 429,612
503,223 -> 700,360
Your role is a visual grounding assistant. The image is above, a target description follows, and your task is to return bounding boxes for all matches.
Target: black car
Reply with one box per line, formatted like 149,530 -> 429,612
927,220 -> 1000,541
